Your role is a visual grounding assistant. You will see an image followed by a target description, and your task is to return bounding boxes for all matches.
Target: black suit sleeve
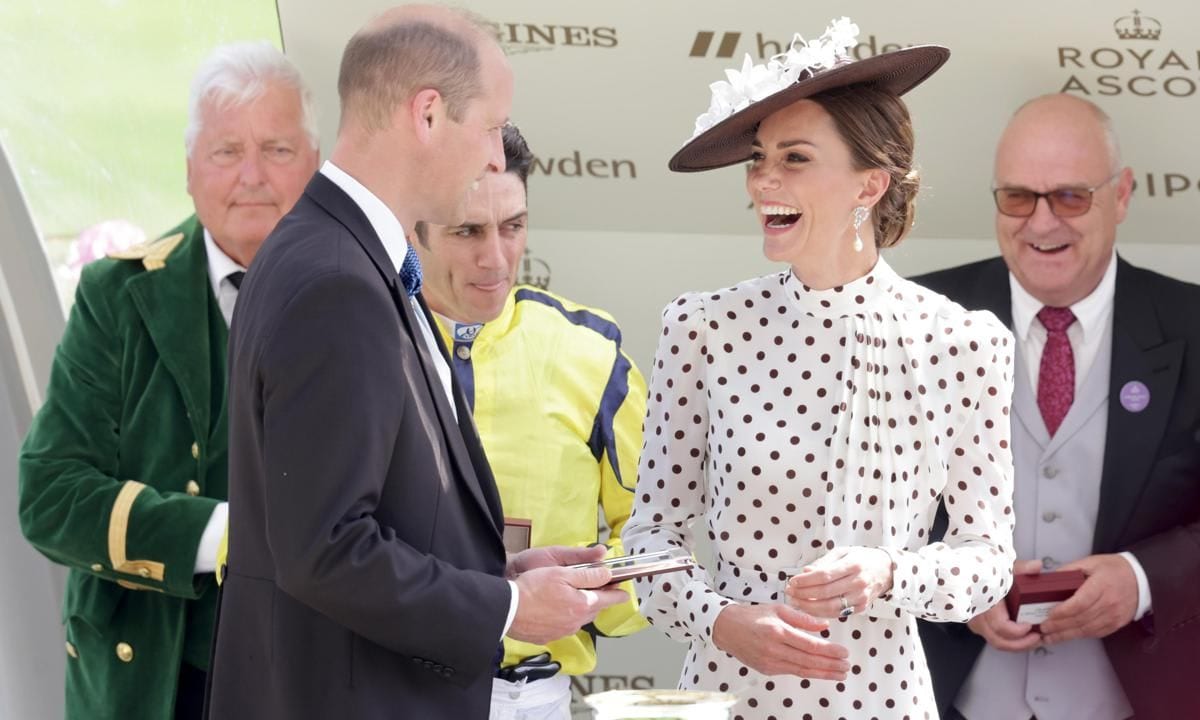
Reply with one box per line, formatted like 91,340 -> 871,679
257,268 -> 510,681
1125,427 -> 1200,634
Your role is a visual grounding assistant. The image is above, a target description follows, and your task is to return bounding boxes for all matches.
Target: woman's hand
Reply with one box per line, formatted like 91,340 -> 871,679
711,603 -> 850,680
784,547 -> 894,618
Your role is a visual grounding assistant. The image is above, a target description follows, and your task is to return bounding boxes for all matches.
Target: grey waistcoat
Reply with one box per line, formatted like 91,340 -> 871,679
955,319 -> 1132,720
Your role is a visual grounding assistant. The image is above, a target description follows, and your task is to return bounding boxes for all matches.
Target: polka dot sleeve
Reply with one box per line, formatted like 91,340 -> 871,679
877,319 -> 1017,622
622,293 -> 733,645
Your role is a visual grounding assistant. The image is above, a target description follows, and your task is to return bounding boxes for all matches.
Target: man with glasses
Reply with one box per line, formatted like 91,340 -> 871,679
915,93 -> 1200,719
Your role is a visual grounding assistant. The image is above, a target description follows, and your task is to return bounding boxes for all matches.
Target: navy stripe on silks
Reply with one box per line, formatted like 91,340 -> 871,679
514,288 -> 620,342
513,288 -> 634,491
452,343 -> 476,411
589,351 -> 634,490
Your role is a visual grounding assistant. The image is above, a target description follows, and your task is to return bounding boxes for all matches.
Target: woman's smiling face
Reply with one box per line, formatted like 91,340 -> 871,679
745,99 -> 872,266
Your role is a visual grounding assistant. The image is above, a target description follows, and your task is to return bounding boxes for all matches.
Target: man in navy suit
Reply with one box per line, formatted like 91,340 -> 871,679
206,6 -> 626,718
917,94 -> 1200,720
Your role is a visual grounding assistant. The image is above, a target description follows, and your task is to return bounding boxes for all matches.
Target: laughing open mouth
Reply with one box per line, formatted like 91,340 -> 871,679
1031,243 -> 1069,254
762,204 -> 802,229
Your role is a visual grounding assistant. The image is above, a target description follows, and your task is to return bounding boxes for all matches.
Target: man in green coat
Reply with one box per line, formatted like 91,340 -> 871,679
17,42 -> 319,720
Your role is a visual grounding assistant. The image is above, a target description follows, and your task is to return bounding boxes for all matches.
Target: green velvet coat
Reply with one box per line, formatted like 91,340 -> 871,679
19,216 -> 230,719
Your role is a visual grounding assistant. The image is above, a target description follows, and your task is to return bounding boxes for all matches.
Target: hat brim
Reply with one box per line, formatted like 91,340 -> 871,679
668,45 -> 950,173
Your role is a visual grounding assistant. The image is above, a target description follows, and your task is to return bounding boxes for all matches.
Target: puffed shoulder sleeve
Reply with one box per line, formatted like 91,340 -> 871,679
878,311 -> 1016,622
621,293 -> 733,645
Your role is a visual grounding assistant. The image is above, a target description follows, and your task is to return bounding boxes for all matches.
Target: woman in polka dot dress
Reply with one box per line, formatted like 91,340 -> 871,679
622,20 -> 1016,720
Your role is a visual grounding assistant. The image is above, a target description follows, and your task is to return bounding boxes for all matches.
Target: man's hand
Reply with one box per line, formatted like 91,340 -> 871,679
784,546 -> 894,618
712,603 -> 850,680
507,563 -> 627,646
1039,554 -> 1138,645
966,559 -> 1043,652
507,544 -> 606,578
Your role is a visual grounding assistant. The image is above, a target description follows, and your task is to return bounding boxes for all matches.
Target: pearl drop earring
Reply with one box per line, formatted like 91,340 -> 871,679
852,206 -> 870,252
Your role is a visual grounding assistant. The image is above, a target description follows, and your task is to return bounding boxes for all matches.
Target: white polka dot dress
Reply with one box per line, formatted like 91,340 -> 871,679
622,258 -> 1016,720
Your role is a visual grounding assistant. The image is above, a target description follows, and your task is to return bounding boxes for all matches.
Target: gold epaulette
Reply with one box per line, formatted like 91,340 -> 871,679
106,232 -> 185,271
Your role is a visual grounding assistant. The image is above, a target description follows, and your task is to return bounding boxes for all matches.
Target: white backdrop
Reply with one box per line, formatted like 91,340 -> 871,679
277,0 -> 1200,369
273,0 -> 1200,706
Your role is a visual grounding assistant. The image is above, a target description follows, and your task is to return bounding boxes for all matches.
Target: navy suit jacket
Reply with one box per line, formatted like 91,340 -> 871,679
207,173 -> 510,719
914,256 -> 1200,720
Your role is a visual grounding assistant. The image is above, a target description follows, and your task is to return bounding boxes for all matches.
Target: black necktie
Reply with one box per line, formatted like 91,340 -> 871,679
227,271 -> 245,290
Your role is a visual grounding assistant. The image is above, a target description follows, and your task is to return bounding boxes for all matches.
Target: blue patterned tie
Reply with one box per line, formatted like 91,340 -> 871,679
399,244 -> 423,297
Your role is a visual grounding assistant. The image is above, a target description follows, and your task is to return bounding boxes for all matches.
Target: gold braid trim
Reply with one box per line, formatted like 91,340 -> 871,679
108,481 -> 166,586
106,233 -> 184,271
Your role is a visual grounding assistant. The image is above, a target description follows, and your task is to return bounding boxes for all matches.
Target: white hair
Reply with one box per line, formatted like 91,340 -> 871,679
184,41 -> 319,156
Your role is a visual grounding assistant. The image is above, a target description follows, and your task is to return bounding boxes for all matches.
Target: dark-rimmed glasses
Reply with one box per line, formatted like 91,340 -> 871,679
992,171 -> 1121,218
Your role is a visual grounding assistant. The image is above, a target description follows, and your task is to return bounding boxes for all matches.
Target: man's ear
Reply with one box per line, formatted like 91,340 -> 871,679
409,88 -> 444,144
1113,166 -> 1134,225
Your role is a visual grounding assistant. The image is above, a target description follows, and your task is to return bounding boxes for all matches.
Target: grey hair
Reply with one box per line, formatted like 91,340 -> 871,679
184,41 -> 319,156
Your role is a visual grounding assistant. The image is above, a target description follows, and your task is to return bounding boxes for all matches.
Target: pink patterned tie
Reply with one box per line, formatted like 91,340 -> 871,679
1037,306 -> 1077,436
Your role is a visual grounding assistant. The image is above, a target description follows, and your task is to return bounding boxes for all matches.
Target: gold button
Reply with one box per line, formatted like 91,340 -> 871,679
116,642 -> 133,662
65,641 -> 77,659
191,442 -> 200,460
455,345 -> 471,360
185,480 -> 201,496
138,567 -> 151,578
90,563 -> 103,572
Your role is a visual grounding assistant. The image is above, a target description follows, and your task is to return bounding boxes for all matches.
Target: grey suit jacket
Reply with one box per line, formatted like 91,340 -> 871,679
206,173 -> 511,719
914,256 -> 1200,720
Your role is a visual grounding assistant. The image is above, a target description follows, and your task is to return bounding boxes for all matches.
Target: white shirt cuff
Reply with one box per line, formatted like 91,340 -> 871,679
194,502 -> 228,574
502,580 -> 519,638
1118,551 -> 1152,621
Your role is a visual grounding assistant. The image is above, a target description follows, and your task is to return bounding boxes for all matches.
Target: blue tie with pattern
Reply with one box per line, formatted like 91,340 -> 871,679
399,244 -> 423,297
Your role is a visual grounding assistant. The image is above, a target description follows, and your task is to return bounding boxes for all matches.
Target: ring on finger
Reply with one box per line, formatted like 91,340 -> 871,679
839,594 -> 854,618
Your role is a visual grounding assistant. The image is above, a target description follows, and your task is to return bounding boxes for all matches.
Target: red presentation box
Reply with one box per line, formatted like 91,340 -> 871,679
503,517 -> 532,554
1005,570 -> 1086,625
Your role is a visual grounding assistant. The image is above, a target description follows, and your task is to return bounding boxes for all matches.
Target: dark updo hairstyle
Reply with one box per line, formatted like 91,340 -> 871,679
808,83 -> 919,248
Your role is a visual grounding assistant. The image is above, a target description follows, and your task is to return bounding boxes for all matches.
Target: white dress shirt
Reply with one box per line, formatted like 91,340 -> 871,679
1008,251 -> 1151,620
318,160 -> 518,636
204,231 -> 246,326
189,231 -> 245,574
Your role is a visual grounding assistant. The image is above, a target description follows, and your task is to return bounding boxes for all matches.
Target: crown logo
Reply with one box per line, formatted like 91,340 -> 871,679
1114,10 -> 1161,41
519,249 -> 552,290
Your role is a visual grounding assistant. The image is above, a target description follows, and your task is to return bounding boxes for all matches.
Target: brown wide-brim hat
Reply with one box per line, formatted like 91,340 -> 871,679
668,45 -> 950,173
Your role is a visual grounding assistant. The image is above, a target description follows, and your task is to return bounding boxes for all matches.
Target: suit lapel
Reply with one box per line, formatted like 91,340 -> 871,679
393,286 -> 502,536
1094,259 -> 1184,551
124,220 -> 211,442
964,258 -> 1014,328
306,174 -> 502,537
415,296 -> 505,528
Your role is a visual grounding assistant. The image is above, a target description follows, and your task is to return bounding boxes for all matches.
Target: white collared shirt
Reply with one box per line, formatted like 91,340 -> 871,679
193,230 -> 244,575
318,160 -> 518,635
1007,250 -> 1151,620
1009,249 -> 1117,401
203,230 -> 247,327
